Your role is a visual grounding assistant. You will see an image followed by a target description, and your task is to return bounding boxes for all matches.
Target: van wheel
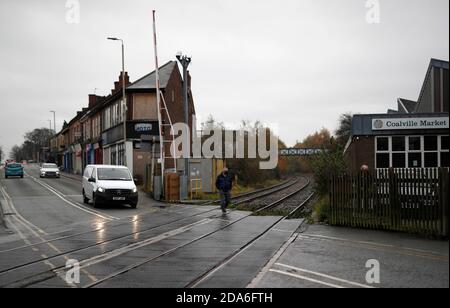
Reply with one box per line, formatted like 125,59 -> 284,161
5,176 -> 8,179
93,194 -> 100,209
130,202 -> 138,209
83,190 -> 89,204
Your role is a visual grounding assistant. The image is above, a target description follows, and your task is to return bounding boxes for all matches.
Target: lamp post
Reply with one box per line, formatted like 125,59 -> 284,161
108,37 -> 127,167
176,52 -> 192,199
50,111 -> 56,133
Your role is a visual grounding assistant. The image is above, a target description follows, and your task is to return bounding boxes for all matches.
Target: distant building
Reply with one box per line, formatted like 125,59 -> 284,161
345,59 -> 449,171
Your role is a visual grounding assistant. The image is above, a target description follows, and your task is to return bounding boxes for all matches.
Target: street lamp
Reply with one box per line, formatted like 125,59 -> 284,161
176,52 -> 192,199
50,111 -> 56,133
108,37 -> 127,167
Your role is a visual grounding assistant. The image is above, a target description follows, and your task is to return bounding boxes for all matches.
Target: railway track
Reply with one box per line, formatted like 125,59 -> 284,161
0,175 -> 315,288
232,175 -> 315,215
204,177 -> 300,206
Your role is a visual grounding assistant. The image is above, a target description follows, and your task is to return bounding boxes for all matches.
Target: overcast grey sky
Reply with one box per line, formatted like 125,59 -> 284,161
0,0 -> 448,157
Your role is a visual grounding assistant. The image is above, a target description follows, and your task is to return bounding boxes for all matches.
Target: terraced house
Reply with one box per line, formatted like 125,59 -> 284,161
50,61 -> 196,183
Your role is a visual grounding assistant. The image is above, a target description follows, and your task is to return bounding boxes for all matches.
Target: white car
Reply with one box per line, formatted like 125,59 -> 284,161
40,163 -> 60,178
82,165 -> 138,209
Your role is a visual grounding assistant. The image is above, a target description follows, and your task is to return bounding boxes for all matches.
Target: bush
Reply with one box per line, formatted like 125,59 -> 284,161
314,196 -> 331,223
310,149 -> 347,196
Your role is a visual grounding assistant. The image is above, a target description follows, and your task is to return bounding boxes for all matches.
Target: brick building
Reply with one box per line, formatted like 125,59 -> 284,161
52,60 -> 195,183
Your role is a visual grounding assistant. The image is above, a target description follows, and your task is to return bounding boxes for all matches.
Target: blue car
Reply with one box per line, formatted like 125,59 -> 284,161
5,163 -> 24,179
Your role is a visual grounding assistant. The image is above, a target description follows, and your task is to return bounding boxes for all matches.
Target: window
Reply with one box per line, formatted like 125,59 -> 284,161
83,167 -> 93,178
375,137 -> 390,168
392,137 -> 406,168
375,135 -> 449,169
111,146 -> 117,165
424,136 -> 437,151
376,153 -> 390,169
392,137 -> 405,152
376,137 -> 389,151
424,136 -> 438,167
408,136 -> 422,168
440,135 -> 449,167
118,143 -> 125,166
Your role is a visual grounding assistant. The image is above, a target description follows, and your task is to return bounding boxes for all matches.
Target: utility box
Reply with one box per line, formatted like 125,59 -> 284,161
177,158 -> 226,195
165,173 -> 180,202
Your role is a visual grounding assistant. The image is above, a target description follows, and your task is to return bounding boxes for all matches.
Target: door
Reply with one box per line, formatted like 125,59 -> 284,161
83,166 -> 95,199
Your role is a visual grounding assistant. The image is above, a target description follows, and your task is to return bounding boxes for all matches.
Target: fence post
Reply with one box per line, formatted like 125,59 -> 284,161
441,168 -> 449,237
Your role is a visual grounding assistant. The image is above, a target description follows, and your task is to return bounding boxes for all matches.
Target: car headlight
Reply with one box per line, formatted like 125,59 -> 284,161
132,187 -> 138,193
97,187 -> 105,193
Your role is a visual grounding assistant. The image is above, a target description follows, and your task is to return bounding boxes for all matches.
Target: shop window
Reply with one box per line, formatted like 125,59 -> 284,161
408,153 -> 422,168
376,137 -> 389,152
442,136 -> 449,151
392,137 -> 405,152
392,153 -> 406,168
424,152 -> 438,168
408,137 -> 421,151
424,136 -> 437,151
376,153 -> 390,169
441,152 -> 449,168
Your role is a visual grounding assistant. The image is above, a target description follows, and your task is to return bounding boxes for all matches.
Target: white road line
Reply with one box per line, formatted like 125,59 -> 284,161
298,234 -> 448,260
25,172 -> 118,221
275,263 -> 375,288
0,186 -> 48,236
247,233 -> 298,288
269,269 -> 345,288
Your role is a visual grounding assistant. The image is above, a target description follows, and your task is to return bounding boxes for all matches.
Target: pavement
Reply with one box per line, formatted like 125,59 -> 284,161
0,164 -> 448,288
249,224 -> 449,288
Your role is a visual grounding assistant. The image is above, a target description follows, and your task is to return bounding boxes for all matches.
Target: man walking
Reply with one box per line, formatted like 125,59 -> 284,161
215,168 -> 233,214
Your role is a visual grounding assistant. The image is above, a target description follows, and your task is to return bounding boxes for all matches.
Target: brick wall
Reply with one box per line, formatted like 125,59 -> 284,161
345,136 -> 375,172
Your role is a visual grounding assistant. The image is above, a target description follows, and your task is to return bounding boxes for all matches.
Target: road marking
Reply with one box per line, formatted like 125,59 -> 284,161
1,171 -> 98,287
269,269 -> 346,288
0,186 -> 48,236
298,234 -> 449,262
247,233 -> 298,288
25,172 -> 118,221
275,263 -> 375,288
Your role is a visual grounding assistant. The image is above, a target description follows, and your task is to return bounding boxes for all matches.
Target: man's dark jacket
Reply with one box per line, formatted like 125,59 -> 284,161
216,173 -> 233,192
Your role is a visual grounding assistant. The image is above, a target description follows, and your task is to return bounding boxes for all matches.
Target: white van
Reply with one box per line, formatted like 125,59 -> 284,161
82,165 -> 138,209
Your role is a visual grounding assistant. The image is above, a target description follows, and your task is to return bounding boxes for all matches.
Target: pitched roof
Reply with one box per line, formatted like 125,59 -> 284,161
127,61 -> 177,91
397,98 -> 418,113
417,58 -> 449,105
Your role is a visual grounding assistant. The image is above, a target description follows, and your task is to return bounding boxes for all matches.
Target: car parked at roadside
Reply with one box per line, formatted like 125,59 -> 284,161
82,165 -> 138,209
5,163 -> 24,179
40,163 -> 60,178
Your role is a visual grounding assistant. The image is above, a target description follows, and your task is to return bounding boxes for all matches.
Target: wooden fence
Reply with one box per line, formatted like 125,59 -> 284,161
330,168 -> 449,237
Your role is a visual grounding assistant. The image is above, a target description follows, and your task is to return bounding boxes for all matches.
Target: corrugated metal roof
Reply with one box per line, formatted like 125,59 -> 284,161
127,61 -> 176,90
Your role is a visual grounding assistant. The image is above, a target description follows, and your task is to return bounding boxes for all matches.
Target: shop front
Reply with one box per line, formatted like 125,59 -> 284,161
345,113 -> 449,171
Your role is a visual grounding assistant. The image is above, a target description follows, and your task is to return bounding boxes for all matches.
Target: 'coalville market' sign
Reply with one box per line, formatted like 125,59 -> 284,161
372,117 -> 449,131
